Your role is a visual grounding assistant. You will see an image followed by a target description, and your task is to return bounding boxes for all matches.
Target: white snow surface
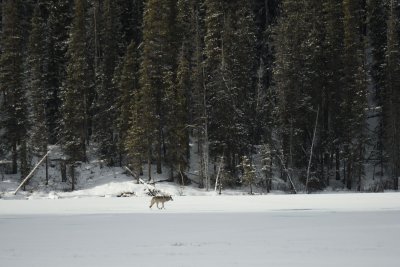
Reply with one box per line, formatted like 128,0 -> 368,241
1,156 -> 399,266
1,140 -> 399,266
1,193 -> 400,267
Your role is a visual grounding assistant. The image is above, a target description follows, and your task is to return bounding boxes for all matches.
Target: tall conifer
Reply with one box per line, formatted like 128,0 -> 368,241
119,40 -> 142,173
342,0 -> 368,190
27,4 -> 49,156
0,0 -> 28,177
367,0 -> 388,179
47,0 -> 72,144
384,0 -> 400,190
322,0 -> 345,182
165,46 -> 190,181
92,0 -> 122,165
273,0 -> 311,181
62,0 -> 89,162
139,0 -> 178,177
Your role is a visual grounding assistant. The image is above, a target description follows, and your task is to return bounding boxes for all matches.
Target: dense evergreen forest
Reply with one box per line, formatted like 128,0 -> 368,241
0,0 -> 399,192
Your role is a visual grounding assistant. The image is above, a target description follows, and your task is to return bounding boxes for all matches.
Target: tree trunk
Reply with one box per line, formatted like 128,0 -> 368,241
336,149 -> 341,181
346,159 -> 352,190
45,155 -> 49,186
147,142 -> 152,181
12,141 -> 17,174
358,145 -> 363,191
156,130 -> 162,174
61,160 -> 67,182
70,164 -> 75,191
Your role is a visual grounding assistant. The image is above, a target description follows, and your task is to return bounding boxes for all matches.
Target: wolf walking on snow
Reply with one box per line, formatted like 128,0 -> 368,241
149,196 -> 173,209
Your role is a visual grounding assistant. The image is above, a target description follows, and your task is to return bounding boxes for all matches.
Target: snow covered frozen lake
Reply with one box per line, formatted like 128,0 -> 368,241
1,193 -> 400,267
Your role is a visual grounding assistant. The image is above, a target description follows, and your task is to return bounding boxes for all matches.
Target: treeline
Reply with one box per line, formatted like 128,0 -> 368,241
0,0 -> 399,192
272,0 -> 400,192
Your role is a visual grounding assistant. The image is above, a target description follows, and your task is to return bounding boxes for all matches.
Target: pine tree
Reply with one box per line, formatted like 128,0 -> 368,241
342,0 -> 368,190
384,0 -> 400,190
164,46 -> 190,182
47,0 -> 72,144
125,98 -> 146,181
203,0 -> 225,161
139,0 -> 178,177
204,1 -> 237,173
226,0 -> 257,154
204,0 -> 223,70
61,0 -> 90,162
254,0 -> 281,184
118,40 -> 141,172
273,0 -> 333,190
187,0 -> 209,188
254,0 -> 280,142
92,0 -> 123,165
27,4 -> 49,156
203,1 -> 261,176
0,0 -> 28,177
273,0 -> 313,182
261,143 -> 273,192
240,156 -> 256,194
322,0 -> 345,183
367,0 -> 388,180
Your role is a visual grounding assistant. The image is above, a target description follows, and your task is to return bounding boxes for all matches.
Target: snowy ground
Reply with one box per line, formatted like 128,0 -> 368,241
1,140 -> 399,266
1,193 -> 400,267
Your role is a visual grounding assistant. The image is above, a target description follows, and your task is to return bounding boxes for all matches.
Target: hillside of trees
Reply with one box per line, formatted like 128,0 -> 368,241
0,0 -> 399,192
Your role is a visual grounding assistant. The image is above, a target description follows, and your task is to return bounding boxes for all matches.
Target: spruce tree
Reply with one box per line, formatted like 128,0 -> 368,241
240,156 -> 256,194
384,0 -> 400,190
322,0 -> 345,182
164,46 -> 190,181
47,0 -> 72,144
118,40 -> 142,172
261,143 -> 273,192
273,0 -> 330,190
204,0 -> 225,161
61,0 -> 90,162
205,1 -> 242,173
187,0 -> 209,187
302,1 -> 326,188
342,0 -> 368,190
254,0 -> 280,142
139,0 -> 178,177
125,97 -> 146,181
367,0 -> 388,180
0,0 -> 28,177
92,0 -> 123,165
227,0 -> 257,155
27,4 -> 49,156
203,1 -> 262,176
273,0 -> 313,182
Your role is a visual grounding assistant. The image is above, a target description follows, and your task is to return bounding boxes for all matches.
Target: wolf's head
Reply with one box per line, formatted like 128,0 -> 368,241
168,195 -> 173,201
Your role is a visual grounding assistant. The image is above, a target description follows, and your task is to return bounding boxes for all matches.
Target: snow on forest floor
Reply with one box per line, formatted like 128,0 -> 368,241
1,161 -> 400,266
1,193 -> 400,267
1,144 -> 399,266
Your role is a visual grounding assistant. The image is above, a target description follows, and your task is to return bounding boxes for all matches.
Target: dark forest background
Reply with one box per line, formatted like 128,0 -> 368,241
0,0 -> 399,192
